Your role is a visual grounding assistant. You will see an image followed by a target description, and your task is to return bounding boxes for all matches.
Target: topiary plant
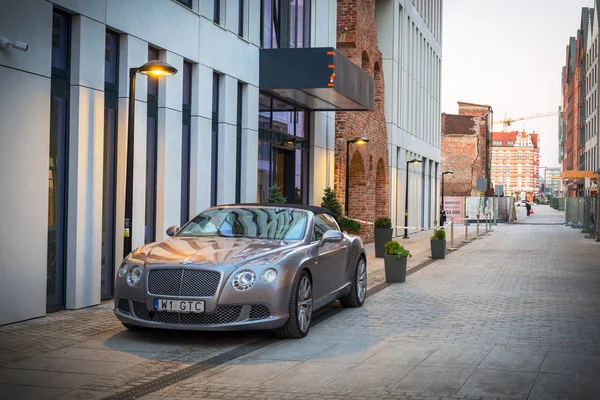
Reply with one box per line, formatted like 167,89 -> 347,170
320,187 -> 343,218
267,185 -> 287,204
431,229 -> 446,240
338,216 -> 361,234
374,217 -> 392,229
384,241 -> 412,259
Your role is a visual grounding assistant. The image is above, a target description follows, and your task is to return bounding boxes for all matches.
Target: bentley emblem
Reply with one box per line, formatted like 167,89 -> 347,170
179,260 -> 193,265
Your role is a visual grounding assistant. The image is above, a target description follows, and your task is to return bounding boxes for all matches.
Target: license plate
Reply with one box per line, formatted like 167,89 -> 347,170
154,299 -> 205,313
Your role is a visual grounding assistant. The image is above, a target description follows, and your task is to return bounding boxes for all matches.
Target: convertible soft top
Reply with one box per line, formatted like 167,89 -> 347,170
218,203 -> 335,218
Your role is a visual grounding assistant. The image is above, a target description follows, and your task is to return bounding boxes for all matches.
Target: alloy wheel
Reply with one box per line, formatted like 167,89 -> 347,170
296,276 -> 313,333
357,258 -> 367,302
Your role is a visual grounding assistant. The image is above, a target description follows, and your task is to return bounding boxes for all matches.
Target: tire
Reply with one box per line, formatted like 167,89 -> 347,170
122,322 -> 144,331
339,257 -> 367,308
275,271 -> 312,339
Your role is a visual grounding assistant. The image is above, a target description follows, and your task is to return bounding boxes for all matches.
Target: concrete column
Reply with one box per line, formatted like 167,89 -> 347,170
156,51 -> 183,239
217,74 -> 238,205
116,35 -> 148,254
65,15 -> 105,309
240,84 -> 259,203
189,63 -> 213,215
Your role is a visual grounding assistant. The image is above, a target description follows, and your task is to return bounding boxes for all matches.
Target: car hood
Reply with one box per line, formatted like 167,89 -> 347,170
129,236 -> 300,267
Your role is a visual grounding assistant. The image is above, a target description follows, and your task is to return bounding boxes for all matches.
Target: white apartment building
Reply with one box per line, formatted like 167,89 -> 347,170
376,0 -> 443,231
0,0 -> 379,325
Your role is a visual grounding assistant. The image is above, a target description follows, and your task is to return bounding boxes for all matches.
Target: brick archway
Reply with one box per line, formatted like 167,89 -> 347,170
348,150 -> 366,220
375,158 -> 387,218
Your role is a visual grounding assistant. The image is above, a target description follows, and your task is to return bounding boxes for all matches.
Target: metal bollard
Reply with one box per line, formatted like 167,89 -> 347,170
449,219 -> 457,250
463,218 -> 469,243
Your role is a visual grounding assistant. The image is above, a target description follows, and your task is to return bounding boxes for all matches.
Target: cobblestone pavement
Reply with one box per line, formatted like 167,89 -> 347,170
143,222 -> 600,400
2,218 -> 599,400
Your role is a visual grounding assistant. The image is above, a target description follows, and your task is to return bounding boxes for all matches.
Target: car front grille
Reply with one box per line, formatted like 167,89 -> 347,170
117,298 -> 131,314
131,301 -> 242,325
249,305 -> 271,320
147,268 -> 220,297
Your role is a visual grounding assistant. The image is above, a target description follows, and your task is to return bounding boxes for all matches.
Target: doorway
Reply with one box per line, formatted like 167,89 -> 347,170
273,146 -> 296,203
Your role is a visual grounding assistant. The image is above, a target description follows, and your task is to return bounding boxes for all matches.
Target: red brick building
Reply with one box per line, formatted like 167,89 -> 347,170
334,0 -> 389,239
440,102 -> 491,196
491,131 -> 540,200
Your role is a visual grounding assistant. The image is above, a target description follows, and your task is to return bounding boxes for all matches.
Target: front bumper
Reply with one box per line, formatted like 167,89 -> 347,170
114,299 -> 287,331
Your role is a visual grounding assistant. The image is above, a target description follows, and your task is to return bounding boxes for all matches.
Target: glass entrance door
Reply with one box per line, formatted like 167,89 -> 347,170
273,146 -> 296,202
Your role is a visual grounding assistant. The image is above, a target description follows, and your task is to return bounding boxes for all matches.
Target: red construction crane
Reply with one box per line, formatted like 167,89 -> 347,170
492,112 -> 558,132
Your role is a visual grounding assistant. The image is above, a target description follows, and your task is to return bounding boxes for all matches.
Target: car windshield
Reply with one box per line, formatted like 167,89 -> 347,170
177,207 -> 308,241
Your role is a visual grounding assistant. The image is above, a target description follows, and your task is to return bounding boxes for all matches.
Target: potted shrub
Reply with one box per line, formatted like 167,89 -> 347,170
338,216 -> 361,235
430,229 -> 447,259
374,217 -> 392,258
384,241 -> 412,283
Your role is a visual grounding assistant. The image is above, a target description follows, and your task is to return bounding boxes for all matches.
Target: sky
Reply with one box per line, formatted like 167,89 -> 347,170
442,0 -> 593,169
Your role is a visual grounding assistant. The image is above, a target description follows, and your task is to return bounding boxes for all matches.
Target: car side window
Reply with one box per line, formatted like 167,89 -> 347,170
321,213 -> 340,231
312,213 -> 340,242
312,215 -> 331,242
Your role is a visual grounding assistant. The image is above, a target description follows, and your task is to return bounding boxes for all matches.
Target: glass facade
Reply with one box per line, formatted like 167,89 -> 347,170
181,61 -> 192,226
257,93 -> 309,204
211,73 -> 220,206
101,30 -> 119,300
48,10 -> 70,311
261,0 -> 311,49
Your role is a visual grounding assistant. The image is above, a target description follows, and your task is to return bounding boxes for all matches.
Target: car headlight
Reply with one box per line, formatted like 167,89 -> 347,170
118,262 -> 128,278
231,270 -> 256,291
126,266 -> 142,287
260,268 -> 278,283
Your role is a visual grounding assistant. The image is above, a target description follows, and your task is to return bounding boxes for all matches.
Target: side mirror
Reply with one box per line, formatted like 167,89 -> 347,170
166,225 -> 179,237
319,230 -> 344,247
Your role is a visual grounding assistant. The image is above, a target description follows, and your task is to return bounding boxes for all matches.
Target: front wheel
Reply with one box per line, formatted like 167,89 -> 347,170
340,257 -> 366,308
276,271 -> 313,339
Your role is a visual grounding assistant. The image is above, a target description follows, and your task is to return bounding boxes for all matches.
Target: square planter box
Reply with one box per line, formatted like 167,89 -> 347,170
384,254 -> 407,283
374,228 -> 393,258
430,239 -> 446,259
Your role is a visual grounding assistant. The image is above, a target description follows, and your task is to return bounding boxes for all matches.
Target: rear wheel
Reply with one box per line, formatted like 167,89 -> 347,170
340,257 -> 366,308
276,271 -> 312,339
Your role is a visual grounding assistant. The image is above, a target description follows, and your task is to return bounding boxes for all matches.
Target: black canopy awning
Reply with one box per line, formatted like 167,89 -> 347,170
259,47 -> 374,111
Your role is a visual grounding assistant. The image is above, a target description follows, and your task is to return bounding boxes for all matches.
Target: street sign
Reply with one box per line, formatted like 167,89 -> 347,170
476,178 -> 488,191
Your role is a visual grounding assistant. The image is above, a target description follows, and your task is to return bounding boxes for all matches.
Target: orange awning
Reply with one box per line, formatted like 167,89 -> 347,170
559,170 -> 598,179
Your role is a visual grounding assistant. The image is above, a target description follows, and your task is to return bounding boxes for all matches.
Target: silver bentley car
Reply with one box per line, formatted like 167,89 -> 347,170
114,204 -> 367,338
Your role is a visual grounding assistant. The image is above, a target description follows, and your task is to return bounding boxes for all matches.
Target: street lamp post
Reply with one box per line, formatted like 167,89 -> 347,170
123,60 -> 178,257
404,158 -> 422,239
440,170 -> 453,228
345,137 -> 369,217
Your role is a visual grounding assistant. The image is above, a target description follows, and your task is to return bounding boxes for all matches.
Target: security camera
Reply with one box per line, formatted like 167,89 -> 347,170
0,38 -> 29,52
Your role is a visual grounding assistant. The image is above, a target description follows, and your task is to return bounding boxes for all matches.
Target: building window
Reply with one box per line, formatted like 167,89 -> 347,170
525,165 -> 530,174
175,0 -> 192,8
238,0 -> 244,37
525,152 -> 530,160
102,29 -> 119,300
517,151 -> 522,160
145,47 -> 159,244
181,61 -> 192,226
214,0 -> 221,24
505,177 -> 510,188
211,73 -> 220,206
48,9 -> 71,311
508,140 -> 514,146
517,164 -> 522,174
505,153 -> 510,161
261,0 -> 311,49
257,92 -> 309,204
236,82 -> 244,203
506,165 -> 510,174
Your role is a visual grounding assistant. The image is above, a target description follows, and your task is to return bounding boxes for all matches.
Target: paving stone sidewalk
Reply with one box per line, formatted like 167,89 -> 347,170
143,218 -> 600,400
0,225 -> 482,400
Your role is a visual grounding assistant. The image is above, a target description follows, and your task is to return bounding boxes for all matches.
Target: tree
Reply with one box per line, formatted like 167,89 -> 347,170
321,187 -> 342,218
268,185 -> 287,204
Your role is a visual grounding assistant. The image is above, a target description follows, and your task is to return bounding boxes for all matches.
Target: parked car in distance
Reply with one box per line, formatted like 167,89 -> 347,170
114,204 -> 367,338
515,200 -> 531,207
